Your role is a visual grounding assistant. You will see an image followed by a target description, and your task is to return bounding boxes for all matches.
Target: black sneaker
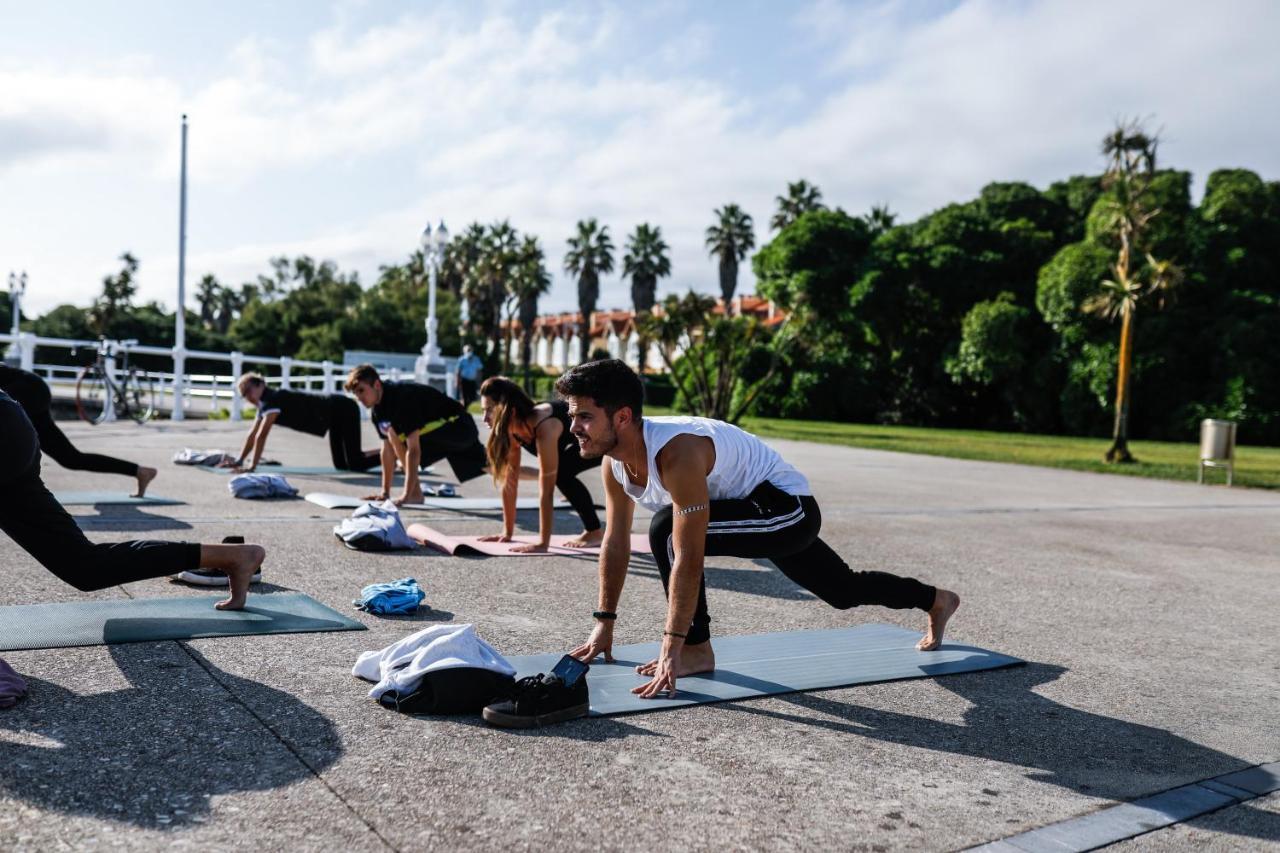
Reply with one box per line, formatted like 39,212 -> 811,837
482,671 -> 589,728
175,535 -> 262,586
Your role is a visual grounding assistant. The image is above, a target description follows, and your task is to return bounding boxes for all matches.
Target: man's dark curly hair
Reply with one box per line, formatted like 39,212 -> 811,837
554,358 -> 644,420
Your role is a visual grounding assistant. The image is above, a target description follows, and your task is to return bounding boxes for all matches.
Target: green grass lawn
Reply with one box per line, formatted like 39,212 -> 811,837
729,415 -> 1280,490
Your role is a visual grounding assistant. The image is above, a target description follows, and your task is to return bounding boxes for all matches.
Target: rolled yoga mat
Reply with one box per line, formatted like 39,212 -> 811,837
406,523 -> 651,556
506,623 -> 1022,717
0,592 -> 366,651
54,492 -> 183,507
306,492 -> 569,512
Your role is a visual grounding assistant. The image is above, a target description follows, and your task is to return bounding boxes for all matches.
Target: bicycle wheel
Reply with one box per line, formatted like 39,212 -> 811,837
121,369 -> 157,423
75,365 -> 111,425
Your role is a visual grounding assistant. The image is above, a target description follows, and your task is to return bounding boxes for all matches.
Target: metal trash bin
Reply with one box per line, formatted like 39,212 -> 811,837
1198,419 -> 1237,486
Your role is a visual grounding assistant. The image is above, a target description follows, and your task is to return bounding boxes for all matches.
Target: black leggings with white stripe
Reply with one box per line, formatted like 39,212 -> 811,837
649,481 -> 937,645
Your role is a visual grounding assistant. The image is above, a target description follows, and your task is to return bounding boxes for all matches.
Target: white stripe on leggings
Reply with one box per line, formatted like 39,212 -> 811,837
706,504 -> 805,530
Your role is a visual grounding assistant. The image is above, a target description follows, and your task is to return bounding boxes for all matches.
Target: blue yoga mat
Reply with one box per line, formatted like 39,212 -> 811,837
0,592 -> 366,651
55,492 -> 182,507
507,623 -> 1022,716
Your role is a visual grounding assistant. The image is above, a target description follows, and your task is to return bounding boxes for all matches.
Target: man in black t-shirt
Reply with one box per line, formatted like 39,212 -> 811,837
344,364 -> 487,505
230,374 -> 379,472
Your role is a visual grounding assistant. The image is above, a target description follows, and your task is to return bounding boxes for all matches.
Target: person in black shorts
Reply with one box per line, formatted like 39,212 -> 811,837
344,364 -> 488,505
0,390 -> 265,611
476,376 -> 603,552
228,373 -> 379,472
0,364 -> 158,496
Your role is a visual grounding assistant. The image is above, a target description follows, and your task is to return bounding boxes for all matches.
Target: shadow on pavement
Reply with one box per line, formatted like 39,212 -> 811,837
726,661 -> 1277,844
72,504 -> 194,533
0,642 -> 341,829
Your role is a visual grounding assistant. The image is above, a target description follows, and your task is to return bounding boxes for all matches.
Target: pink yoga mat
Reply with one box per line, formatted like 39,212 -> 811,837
406,523 -> 652,556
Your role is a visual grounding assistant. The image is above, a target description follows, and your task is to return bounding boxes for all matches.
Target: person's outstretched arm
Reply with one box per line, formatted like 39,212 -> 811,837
512,421 -> 560,552
229,419 -> 262,468
479,444 -> 522,542
569,462 -> 635,664
238,413 -> 277,472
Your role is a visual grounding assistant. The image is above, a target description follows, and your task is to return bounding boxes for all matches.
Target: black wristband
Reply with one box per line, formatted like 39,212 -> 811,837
592,610 -> 617,621
663,630 -> 687,639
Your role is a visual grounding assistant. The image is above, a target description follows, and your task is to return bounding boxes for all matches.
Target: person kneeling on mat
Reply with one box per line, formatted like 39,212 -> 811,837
227,373 -> 380,473
344,364 -> 488,506
562,359 -> 961,699
477,377 -> 603,552
0,363 -> 158,497
0,391 -> 265,611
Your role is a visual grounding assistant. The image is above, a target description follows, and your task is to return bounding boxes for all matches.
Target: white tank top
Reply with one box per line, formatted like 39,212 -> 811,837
611,416 -> 811,512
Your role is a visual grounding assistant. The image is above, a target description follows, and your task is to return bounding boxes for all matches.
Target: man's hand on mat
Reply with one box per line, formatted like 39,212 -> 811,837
477,533 -> 515,543
633,648 -> 680,699
510,543 -> 549,553
634,641 -> 715,697
570,623 -> 615,664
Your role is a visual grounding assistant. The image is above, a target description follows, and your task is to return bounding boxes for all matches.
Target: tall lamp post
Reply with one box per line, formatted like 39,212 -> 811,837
6,270 -> 27,364
418,220 -> 447,376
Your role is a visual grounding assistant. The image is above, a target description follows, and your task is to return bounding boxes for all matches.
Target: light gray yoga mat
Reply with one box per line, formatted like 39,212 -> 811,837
55,492 -> 183,507
305,491 -> 568,511
0,592 -> 366,651
507,623 -> 1022,717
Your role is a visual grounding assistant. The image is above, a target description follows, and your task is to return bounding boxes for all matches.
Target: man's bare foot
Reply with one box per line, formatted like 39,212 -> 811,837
192,544 -> 265,611
395,489 -> 425,507
917,588 -> 961,651
636,641 -> 716,677
133,466 -> 157,498
560,529 -> 605,549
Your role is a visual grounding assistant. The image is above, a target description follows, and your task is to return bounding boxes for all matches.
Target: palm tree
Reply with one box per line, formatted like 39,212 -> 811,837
1087,119 -> 1179,464
444,222 -> 487,335
467,221 -> 519,366
564,218 -> 615,364
705,205 -> 755,311
510,236 -> 551,387
771,180 -> 825,231
864,203 -> 897,236
195,274 -> 221,330
622,223 -> 671,372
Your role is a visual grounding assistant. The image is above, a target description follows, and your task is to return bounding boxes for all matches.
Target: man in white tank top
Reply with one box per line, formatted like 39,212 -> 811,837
556,360 -> 960,699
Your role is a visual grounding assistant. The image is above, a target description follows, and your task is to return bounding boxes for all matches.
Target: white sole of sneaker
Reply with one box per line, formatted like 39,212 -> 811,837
174,571 -> 263,587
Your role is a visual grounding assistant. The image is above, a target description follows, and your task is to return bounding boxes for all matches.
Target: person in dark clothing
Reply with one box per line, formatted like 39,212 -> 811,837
229,374 -> 380,472
0,364 -> 157,496
344,364 -> 488,506
477,377 -> 602,552
0,391 -> 265,610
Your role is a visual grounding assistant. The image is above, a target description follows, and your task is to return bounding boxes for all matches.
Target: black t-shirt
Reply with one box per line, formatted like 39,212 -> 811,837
0,391 -> 39,482
258,387 -> 338,436
0,365 -> 51,411
519,400 -> 579,459
370,381 -> 465,441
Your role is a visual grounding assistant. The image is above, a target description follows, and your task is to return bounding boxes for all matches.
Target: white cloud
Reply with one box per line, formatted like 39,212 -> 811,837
3,0 -> 1279,328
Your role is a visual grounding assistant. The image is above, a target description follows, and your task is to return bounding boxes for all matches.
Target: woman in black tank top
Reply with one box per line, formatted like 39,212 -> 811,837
478,377 -> 602,551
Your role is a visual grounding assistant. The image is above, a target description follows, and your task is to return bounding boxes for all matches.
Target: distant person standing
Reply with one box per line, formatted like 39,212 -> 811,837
455,345 -> 484,408
0,364 -> 157,497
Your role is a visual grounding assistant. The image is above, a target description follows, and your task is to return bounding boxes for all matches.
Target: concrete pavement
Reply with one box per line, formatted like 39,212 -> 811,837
1,417 -> 1277,851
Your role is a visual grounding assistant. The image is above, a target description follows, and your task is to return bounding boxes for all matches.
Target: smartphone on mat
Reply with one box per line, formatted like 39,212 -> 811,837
551,654 -> 589,687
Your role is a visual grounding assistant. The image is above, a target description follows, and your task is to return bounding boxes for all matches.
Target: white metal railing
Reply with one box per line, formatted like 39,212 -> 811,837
0,332 -> 457,422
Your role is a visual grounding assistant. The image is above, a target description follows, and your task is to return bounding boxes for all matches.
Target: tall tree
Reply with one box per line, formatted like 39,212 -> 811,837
622,223 -> 672,372
195,274 -> 221,329
88,252 -> 140,336
771,180 -> 825,231
705,205 -> 755,311
443,222 -> 488,335
1090,119 -> 1181,463
864,203 -> 897,236
466,221 -> 519,365
511,236 -> 551,386
564,218 -> 615,364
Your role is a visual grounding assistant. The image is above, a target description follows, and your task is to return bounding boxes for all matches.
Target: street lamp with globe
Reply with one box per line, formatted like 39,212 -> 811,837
418,221 -> 448,374
6,270 -> 27,364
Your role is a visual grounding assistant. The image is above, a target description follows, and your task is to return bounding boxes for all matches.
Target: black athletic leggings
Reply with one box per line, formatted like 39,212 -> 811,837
328,397 -> 380,471
555,451 -> 602,532
650,481 -> 936,645
11,373 -> 138,478
0,396 -> 199,590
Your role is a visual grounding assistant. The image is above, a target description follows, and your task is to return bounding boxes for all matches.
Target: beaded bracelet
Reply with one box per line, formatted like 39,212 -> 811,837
675,503 -> 708,516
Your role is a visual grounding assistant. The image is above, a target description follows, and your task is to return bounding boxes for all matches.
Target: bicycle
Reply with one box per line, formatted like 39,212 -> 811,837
75,338 -> 157,424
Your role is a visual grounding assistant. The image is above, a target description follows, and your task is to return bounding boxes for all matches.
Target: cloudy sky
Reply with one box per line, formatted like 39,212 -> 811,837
3,0 -> 1277,318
